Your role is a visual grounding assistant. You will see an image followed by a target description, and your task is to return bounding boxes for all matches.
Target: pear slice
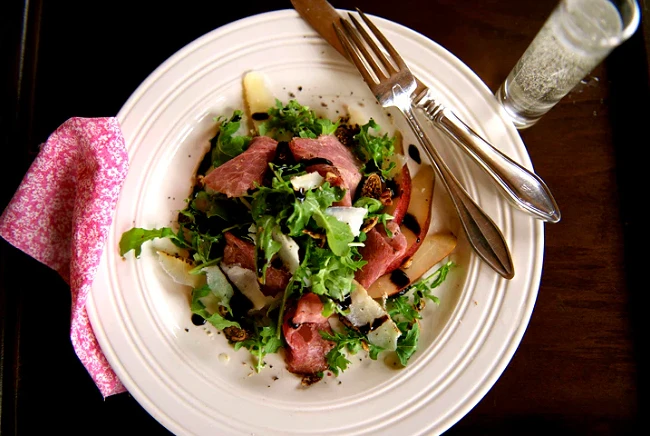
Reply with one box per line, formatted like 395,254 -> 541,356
385,164 -> 435,274
243,71 -> 276,133
383,163 -> 411,225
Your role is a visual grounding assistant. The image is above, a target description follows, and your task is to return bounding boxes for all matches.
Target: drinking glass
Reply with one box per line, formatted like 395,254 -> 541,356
495,0 -> 640,129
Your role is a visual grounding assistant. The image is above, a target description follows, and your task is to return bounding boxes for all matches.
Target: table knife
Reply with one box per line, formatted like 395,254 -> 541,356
290,0 -> 561,223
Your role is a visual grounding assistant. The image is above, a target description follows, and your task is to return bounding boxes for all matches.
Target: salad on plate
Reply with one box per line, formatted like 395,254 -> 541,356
119,71 -> 457,385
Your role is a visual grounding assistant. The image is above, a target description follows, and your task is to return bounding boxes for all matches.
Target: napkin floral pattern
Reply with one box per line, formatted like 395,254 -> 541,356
0,117 -> 129,397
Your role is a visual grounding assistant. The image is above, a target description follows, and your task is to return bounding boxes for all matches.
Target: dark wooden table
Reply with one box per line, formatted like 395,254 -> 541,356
1,0 -> 647,434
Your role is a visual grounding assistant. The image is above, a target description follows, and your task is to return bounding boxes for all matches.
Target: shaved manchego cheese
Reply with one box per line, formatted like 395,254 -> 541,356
219,263 -> 276,311
272,230 -> 300,274
325,206 -> 367,237
290,171 -> 324,191
156,250 -> 206,289
345,281 -> 400,351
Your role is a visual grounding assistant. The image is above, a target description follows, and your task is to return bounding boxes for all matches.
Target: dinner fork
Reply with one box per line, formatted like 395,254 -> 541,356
335,10 -> 514,279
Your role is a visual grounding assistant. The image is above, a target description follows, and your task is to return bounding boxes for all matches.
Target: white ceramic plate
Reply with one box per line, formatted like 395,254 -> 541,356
87,9 -> 543,436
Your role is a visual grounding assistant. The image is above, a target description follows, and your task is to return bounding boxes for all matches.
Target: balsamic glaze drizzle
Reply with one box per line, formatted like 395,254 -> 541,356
251,112 -> 270,121
358,315 -> 390,335
408,144 -> 421,164
302,157 -> 333,167
390,269 -> 411,288
191,313 -> 206,326
402,213 -> 421,236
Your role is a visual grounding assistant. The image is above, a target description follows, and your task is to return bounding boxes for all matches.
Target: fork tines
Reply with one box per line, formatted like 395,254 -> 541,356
336,9 -> 406,85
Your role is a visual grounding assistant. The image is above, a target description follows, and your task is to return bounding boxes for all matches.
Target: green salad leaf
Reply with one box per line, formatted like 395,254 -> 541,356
234,322 -> 282,373
190,191 -> 233,221
353,196 -> 394,234
410,261 -> 454,307
353,119 -> 396,178
386,261 -> 455,366
395,323 -> 420,366
321,327 -> 383,376
119,227 -> 180,257
306,240 -> 364,301
190,285 -> 240,330
259,99 -> 339,140
255,215 -> 281,283
210,110 -> 251,167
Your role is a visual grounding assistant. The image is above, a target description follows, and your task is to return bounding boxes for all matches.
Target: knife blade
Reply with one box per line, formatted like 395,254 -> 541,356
289,0 -> 429,98
290,0 -> 561,223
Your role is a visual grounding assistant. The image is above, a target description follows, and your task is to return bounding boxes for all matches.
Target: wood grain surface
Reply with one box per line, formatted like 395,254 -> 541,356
1,0 -> 647,434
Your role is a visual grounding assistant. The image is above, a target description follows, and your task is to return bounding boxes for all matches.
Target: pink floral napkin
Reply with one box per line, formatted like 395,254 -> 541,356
0,117 -> 129,397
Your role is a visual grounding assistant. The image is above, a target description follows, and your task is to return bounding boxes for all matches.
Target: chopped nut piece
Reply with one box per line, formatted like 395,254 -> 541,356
401,257 -> 413,269
224,326 -> 248,342
361,216 -> 379,233
301,373 -> 323,386
218,305 -> 229,317
338,314 -> 357,331
302,229 -> 327,247
324,172 -> 339,184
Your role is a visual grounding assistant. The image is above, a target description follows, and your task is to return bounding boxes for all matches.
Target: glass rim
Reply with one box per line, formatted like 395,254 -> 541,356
618,0 -> 641,41
561,0 -> 641,47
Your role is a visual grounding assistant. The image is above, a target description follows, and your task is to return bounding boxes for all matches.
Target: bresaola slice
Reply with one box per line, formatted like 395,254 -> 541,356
289,135 -> 362,198
283,293 -> 334,376
354,221 -> 407,289
292,292 -> 329,325
222,232 -> 289,296
203,136 -> 278,197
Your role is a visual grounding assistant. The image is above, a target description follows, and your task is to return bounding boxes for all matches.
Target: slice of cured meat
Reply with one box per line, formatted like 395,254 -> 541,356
282,293 -> 334,375
222,232 -> 289,296
354,221 -> 407,289
292,292 -> 328,324
289,135 -> 362,200
203,136 -> 278,197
